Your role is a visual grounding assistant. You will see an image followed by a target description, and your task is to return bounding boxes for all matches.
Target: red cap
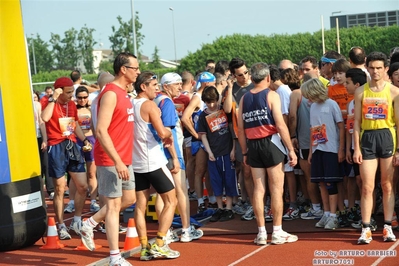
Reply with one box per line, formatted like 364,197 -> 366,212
54,77 -> 73,89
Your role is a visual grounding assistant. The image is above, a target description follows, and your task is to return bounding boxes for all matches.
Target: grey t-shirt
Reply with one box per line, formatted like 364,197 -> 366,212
309,99 -> 343,154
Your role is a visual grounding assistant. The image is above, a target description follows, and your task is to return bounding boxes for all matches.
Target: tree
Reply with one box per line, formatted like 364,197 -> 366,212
28,34 -> 53,73
109,12 -> 145,58
177,25 -> 399,74
99,60 -> 114,74
148,46 -> 162,69
50,28 -> 79,70
78,25 -> 97,73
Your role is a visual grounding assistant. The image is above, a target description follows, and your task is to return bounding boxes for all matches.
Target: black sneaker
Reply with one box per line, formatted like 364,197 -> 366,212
197,203 -> 207,214
219,209 -> 235,222
210,208 -> 224,222
347,207 -> 361,222
207,202 -> 218,209
338,211 -> 350,227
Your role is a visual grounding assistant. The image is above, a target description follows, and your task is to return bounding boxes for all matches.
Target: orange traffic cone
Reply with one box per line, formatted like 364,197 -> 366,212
75,219 -> 102,251
203,176 -> 208,198
40,217 -> 64,249
123,218 -> 140,251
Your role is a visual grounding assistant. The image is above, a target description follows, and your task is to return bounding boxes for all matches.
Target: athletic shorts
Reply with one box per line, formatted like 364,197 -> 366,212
97,165 -> 135,197
247,136 -> 285,168
361,128 -> 394,160
310,150 -> 343,183
76,135 -> 95,162
135,165 -> 175,194
299,149 -> 310,161
191,141 -> 205,156
48,139 -> 85,178
208,154 -> 238,197
183,136 -> 192,149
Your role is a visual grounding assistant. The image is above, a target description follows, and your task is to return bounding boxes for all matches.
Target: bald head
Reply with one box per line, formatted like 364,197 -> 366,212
279,59 -> 294,70
97,72 -> 114,89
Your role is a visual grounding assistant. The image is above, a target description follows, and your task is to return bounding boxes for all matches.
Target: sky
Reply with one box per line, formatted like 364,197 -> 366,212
21,0 -> 399,61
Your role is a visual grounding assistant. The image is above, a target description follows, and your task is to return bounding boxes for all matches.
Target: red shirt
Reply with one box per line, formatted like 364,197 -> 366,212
173,93 -> 190,118
42,98 -> 78,146
94,83 -> 134,166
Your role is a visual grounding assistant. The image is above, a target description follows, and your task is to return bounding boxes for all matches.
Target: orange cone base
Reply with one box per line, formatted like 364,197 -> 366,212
74,241 -> 102,251
40,240 -> 65,250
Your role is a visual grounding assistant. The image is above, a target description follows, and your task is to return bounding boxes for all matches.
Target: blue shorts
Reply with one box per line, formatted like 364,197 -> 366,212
191,141 -> 205,156
76,135 -> 95,162
310,150 -> 343,183
208,154 -> 238,197
48,140 -> 86,178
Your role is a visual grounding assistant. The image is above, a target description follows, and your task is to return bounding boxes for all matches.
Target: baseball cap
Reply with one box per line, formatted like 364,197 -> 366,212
196,71 -> 216,90
54,77 -> 73,89
161,72 -> 182,85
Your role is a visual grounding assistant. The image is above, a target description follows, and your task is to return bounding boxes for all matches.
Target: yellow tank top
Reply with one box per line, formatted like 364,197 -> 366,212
361,82 -> 394,131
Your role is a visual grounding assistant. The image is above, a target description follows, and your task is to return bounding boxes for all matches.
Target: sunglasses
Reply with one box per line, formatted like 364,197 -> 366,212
145,75 -> 157,83
235,70 -> 249,77
77,96 -> 88,100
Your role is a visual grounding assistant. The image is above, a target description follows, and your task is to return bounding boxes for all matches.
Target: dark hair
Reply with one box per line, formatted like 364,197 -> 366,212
201,86 -> 219,103
324,50 -> 345,60
269,65 -> 281,82
332,59 -> 351,73
345,68 -> 367,86
349,46 -> 366,65
229,57 -> 246,75
206,59 -> 215,65
75,86 -> 90,108
281,68 -> 300,90
134,71 -> 156,94
388,62 -> 399,78
70,70 -> 81,82
390,52 -> 399,65
113,52 -> 137,75
180,71 -> 194,85
300,56 -> 318,69
366,52 -> 388,67
33,90 -> 41,100
214,60 -> 230,76
45,86 -> 53,92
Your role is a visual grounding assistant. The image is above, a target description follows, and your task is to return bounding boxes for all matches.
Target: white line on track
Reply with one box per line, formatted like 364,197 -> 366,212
228,244 -> 270,266
370,240 -> 399,266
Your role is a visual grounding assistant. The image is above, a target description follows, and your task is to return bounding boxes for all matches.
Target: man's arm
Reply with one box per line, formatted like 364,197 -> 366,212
237,98 -> 248,164
181,96 -> 200,139
223,80 -> 234,114
41,88 -> 62,122
352,86 -> 364,164
288,90 -> 301,150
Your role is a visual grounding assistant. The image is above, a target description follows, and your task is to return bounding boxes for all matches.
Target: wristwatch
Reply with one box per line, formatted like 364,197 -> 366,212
48,96 -> 55,103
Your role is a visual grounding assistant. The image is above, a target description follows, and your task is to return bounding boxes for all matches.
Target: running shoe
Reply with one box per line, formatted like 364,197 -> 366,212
140,246 -> 154,261
315,214 -> 329,228
149,243 -> 180,259
324,216 -> 338,230
58,226 -> 71,240
265,207 -> 273,222
254,234 -> 267,245
90,201 -> 100,212
351,217 -> 377,231
80,221 -> 95,251
357,227 -> 372,244
337,211 -> 350,227
219,209 -> 235,222
241,205 -> 255,221
165,228 -> 179,244
70,220 -> 82,236
210,208 -> 224,222
271,230 -> 298,245
197,203 -> 207,214
188,191 -> 197,201
109,257 -> 132,266
64,201 -> 75,213
180,225 -> 204,242
383,224 -> 397,242
232,201 -> 246,215
301,208 -> 323,220
282,207 -> 299,221
391,212 -> 398,229
99,223 -> 127,234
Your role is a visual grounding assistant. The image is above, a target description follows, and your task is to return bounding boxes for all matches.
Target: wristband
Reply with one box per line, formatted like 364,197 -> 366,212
242,153 -> 248,156
291,136 -> 296,139
83,138 -> 89,143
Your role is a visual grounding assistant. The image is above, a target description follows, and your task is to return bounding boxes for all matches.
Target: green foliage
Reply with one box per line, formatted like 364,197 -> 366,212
177,25 -> 399,74
28,34 -> 53,73
78,25 -> 97,73
109,12 -> 145,58
32,71 -> 98,92
99,60 -> 114,74
148,46 -> 162,69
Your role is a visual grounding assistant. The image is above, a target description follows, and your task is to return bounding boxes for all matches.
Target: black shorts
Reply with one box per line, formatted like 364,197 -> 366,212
350,149 -> 360,176
311,150 -> 343,183
247,136 -> 285,168
299,149 -> 310,160
361,128 -> 394,160
134,165 -> 175,194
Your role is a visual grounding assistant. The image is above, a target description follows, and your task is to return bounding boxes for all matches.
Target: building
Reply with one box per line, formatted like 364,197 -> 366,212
330,10 -> 398,29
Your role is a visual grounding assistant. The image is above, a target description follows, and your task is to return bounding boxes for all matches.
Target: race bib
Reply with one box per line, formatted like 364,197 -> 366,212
78,114 -> 91,130
363,97 -> 388,120
311,124 -> 328,146
59,117 -> 76,137
205,110 -> 228,133
174,103 -> 185,117
346,114 -> 354,134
